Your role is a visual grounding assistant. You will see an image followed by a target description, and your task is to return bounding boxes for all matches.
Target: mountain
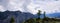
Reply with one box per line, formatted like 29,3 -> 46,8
0,10 -> 35,23
35,12 -> 60,18
46,12 -> 60,18
0,10 -> 60,23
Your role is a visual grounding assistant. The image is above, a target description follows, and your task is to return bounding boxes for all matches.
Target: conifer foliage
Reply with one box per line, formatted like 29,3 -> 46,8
10,16 -> 15,23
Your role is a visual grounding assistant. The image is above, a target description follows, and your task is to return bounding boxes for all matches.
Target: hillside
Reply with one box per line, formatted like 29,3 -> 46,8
0,10 -> 35,23
0,11 -> 60,23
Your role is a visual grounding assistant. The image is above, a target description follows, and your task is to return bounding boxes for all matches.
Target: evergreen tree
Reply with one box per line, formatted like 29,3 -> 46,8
37,10 -> 41,19
42,11 -> 46,23
44,11 -> 46,18
10,16 -> 15,23
36,10 -> 41,23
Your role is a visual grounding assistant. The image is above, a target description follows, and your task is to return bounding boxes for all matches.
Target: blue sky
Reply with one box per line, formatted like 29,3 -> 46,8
0,0 -> 60,14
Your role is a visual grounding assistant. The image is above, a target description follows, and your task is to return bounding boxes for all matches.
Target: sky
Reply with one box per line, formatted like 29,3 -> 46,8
0,0 -> 60,14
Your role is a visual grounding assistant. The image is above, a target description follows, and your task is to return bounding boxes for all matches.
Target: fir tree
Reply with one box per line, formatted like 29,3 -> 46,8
42,11 -> 46,23
44,11 -> 46,18
36,10 -> 41,23
10,16 -> 15,23
37,10 -> 41,19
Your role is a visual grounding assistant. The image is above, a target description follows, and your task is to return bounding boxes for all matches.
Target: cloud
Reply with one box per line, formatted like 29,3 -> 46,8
0,5 -> 5,12
27,0 -> 60,14
0,0 -> 9,10
0,0 -> 60,14
6,0 -> 31,12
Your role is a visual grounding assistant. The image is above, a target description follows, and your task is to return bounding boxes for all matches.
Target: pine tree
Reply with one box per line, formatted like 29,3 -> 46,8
42,11 -> 46,23
10,16 -> 15,23
36,10 -> 41,23
44,11 -> 46,18
37,10 -> 41,19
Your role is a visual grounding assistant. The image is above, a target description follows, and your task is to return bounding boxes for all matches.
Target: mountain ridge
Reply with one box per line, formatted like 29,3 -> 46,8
0,11 -> 60,23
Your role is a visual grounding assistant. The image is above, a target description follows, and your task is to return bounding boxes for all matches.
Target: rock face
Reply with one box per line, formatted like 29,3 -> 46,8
0,10 -> 35,23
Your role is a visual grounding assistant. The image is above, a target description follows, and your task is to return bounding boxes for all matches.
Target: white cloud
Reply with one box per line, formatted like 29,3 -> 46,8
0,0 -> 60,14
0,5 -> 5,12
27,0 -> 60,14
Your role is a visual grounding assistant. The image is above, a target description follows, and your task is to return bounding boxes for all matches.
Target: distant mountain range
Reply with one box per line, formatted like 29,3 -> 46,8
0,10 -> 60,23
46,12 -> 60,18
